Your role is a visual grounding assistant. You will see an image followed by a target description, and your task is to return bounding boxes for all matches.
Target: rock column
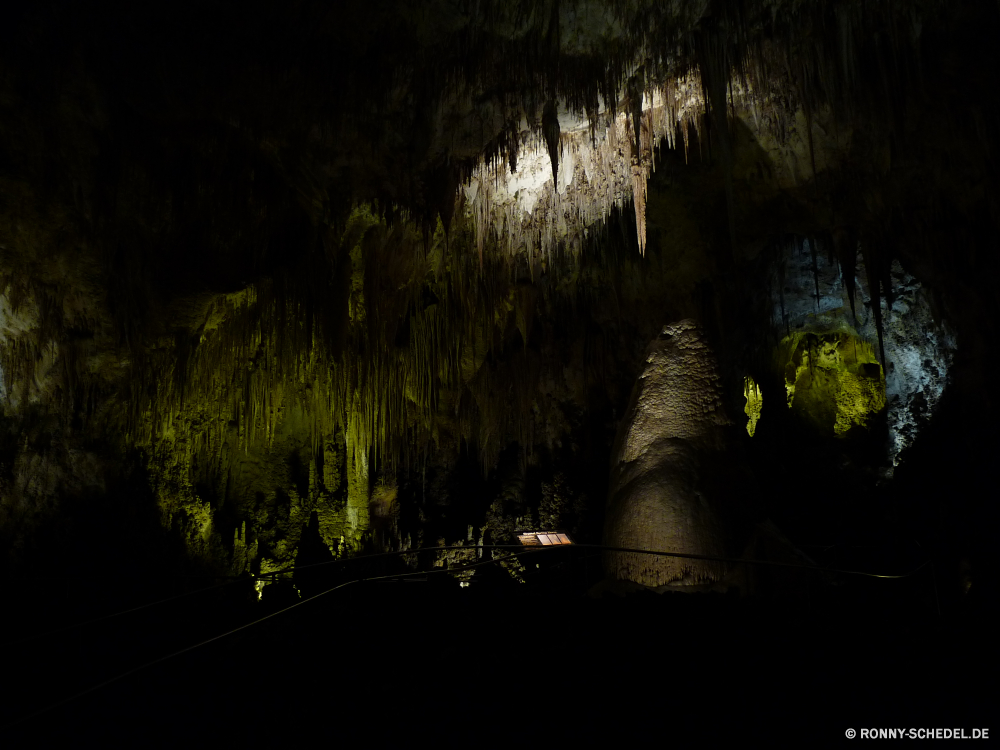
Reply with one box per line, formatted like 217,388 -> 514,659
604,320 -> 735,586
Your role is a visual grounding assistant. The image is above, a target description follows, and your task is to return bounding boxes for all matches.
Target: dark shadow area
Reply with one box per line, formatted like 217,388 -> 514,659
2,561 -> 993,743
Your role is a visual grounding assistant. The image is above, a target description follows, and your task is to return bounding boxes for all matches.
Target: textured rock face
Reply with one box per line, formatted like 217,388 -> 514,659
604,320 -> 734,586
780,331 -> 887,437
772,238 -> 954,463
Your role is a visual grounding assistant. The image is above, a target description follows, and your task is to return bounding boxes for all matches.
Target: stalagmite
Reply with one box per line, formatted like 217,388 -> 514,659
604,320 -> 737,587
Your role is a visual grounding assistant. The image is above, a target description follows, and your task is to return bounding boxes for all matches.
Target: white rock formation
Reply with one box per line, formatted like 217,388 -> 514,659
604,320 -> 734,586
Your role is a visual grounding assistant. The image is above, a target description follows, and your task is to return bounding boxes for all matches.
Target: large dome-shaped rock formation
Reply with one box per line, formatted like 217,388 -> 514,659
604,319 -> 741,586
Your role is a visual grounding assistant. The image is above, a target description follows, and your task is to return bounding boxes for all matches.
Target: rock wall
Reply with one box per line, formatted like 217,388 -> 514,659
771,237 -> 955,465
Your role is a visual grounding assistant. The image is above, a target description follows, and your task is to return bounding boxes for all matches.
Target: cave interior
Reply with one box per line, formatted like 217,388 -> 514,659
1,0 -> 996,740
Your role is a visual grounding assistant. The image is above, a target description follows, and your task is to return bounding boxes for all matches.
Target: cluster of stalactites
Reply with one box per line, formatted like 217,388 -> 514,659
134,288 -> 411,482
772,230 -> 896,374
128,0 -> 935,480
455,0 -> 932,267
462,70 -> 706,263
125,210 -> 547,487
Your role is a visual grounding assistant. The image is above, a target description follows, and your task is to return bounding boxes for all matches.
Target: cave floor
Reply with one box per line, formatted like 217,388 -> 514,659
2,574 -> 991,745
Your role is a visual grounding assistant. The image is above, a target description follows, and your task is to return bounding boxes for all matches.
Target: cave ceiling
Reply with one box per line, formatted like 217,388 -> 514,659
0,0 -> 996,600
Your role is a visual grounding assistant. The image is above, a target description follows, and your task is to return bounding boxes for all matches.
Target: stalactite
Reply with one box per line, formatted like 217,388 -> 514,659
834,226 -> 858,323
630,157 -> 648,257
777,256 -> 788,336
542,100 -> 561,188
627,69 -> 644,160
808,237 -> 821,313
697,24 -> 737,257
860,239 -> 887,372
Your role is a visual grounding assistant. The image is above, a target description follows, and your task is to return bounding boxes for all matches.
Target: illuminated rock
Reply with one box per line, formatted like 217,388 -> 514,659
462,78 -> 704,262
780,331 -> 886,437
772,238 -> 954,461
744,376 -> 762,437
604,320 -> 734,587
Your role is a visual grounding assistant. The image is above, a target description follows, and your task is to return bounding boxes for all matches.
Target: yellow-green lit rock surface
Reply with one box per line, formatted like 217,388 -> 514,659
780,331 -> 886,437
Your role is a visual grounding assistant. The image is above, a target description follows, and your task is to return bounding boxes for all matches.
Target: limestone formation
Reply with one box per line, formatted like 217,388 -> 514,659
604,320 -> 735,586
